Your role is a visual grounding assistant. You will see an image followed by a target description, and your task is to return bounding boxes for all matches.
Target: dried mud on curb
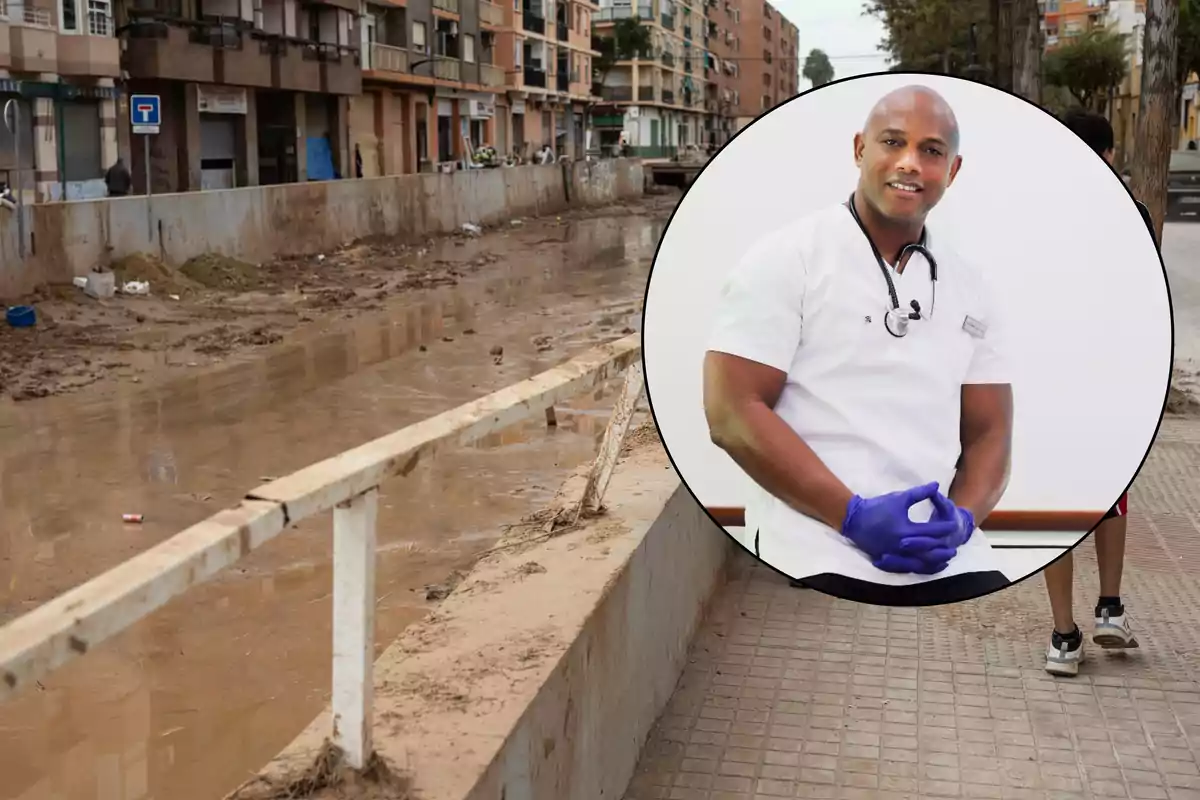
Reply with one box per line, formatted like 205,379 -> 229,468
0,194 -> 677,404
229,742 -> 413,800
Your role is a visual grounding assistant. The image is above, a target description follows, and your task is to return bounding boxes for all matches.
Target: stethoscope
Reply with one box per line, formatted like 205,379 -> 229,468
845,192 -> 939,338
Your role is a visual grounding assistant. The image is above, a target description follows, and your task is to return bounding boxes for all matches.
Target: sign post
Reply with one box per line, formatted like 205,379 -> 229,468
130,94 -> 160,238
4,99 -> 25,258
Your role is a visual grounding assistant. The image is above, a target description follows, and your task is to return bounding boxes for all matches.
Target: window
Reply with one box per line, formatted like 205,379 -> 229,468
60,0 -> 78,31
412,21 -> 427,52
515,38 -> 523,66
463,33 -> 475,62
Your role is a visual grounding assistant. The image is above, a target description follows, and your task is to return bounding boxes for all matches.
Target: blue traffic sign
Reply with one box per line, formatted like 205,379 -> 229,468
130,94 -> 161,130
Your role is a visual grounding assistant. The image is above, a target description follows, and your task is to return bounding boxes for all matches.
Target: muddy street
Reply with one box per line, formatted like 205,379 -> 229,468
0,196 -> 671,800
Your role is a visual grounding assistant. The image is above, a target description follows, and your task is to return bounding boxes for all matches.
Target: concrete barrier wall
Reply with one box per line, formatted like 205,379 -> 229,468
240,441 -> 734,800
0,159 -> 645,299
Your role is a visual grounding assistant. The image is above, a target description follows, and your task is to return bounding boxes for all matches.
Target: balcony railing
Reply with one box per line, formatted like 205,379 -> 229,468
555,70 -> 568,91
555,19 -> 568,40
433,0 -> 459,12
523,64 -> 546,86
600,85 -> 632,100
432,53 -> 459,80
660,12 -> 674,28
682,24 -> 691,39
480,62 -> 504,85
522,9 -> 544,33
637,85 -> 654,101
479,0 -> 503,26
683,59 -> 692,72
19,6 -> 53,26
596,4 -> 651,19
660,50 -> 674,67
370,42 -> 409,72
661,89 -> 674,104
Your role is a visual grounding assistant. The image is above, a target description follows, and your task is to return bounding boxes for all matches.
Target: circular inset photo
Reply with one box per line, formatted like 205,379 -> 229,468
642,72 -> 1173,607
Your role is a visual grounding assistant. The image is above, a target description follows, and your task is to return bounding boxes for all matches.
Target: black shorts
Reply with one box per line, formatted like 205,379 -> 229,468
754,529 -> 1010,606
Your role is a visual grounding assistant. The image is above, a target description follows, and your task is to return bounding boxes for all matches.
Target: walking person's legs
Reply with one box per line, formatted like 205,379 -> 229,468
1043,552 -> 1082,675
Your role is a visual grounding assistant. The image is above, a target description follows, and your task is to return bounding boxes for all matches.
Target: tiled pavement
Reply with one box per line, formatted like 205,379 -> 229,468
624,418 -> 1200,800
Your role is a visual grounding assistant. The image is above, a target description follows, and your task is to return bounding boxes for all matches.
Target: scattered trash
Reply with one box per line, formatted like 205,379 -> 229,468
121,280 -> 150,295
489,344 -> 504,356
461,222 -> 482,236
84,270 -> 116,300
122,514 -> 144,524
168,294 -> 181,301
510,219 -> 524,227
72,276 -> 89,289
316,254 -> 326,263
6,305 -> 36,328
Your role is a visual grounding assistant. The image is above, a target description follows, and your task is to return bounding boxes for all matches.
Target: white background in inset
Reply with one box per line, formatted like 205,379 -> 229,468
643,73 -> 1172,525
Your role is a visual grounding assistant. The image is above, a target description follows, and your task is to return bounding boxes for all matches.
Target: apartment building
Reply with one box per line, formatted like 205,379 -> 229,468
0,0 -> 122,201
115,0 -> 361,193
352,0 -> 505,176
730,0 -> 795,130
591,0 -> 796,155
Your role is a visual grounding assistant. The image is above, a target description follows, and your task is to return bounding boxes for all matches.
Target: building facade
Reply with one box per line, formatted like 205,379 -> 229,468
0,0 -> 122,202
590,0 -> 797,156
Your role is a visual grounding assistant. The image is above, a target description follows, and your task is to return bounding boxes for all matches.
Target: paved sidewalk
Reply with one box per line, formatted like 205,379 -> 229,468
625,418 -> 1200,800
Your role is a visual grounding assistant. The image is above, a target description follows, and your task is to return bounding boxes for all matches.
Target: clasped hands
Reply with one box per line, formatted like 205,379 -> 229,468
839,482 -> 975,575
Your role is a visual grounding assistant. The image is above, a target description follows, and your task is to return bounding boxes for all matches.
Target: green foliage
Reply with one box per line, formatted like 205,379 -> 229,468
1043,27 -> 1129,108
803,48 -> 835,87
592,18 -> 653,88
1180,0 -> 1200,84
864,0 -> 994,77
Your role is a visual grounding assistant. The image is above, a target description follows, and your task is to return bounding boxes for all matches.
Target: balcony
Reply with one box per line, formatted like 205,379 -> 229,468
661,88 -> 674,104
317,42 -> 360,94
479,0 -> 503,26
683,58 -> 691,72
682,24 -> 691,39
660,50 -> 673,67
432,53 -> 459,80
637,85 -> 654,101
596,3 -> 651,20
433,0 -> 460,13
600,85 -> 631,100
268,36 -> 322,92
523,64 -> 546,87
555,70 -> 567,91
522,9 -> 544,34
57,13 -> 119,76
369,41 -> 408,73
123,20 -> 215,81
480,62 -> 504,86
660,12 -> 674,29
555,18 -> 567,40
10,6 -> 57,73
203,24 -> 272,87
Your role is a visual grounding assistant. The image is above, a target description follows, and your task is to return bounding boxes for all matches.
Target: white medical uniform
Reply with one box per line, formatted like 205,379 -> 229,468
708,200 -> 1015,586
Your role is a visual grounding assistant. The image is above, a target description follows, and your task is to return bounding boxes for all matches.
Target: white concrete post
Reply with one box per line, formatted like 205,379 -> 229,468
331,487 -> 379,769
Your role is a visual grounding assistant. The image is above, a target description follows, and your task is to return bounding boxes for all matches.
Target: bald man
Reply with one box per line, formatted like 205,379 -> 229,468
705,85 -> 1015,605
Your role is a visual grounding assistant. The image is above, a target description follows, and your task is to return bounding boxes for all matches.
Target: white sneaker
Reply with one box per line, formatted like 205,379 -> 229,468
1093,607 -> 1139,649
1045,636 -> 1085,677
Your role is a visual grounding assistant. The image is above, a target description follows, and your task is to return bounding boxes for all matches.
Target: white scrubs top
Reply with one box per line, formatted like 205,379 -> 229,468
708,201 -> 1015,586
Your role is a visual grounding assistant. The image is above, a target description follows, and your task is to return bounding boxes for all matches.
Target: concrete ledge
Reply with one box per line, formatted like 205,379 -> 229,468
235,437 -> 733,799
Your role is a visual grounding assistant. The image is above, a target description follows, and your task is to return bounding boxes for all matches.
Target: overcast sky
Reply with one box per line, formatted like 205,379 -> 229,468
771,0 -> 892,86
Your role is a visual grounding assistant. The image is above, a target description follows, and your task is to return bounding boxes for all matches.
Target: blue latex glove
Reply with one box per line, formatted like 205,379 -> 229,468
883,493 -> 976,574
841,482 -> 961,572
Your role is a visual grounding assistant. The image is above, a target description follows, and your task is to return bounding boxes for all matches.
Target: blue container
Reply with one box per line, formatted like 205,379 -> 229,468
6,305 -> 36,328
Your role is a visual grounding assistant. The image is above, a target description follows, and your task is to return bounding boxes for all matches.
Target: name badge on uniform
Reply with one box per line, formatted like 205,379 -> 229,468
962,315 -> 988,339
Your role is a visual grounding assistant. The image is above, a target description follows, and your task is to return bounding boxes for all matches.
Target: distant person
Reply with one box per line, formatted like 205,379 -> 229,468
104,157 -> 132,197
354,144 -> 363,179
535,144 -> 554,165
1044,108 -> 1153,677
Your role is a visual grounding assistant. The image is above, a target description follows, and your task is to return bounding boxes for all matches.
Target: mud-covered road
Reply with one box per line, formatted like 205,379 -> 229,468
0,193 -> 674,800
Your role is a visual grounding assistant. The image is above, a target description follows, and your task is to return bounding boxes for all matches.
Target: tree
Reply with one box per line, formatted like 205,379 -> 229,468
864,0 -> 995,77
1008,0 -> 1043,102
1130,0 -> 1181,242
1179,0 -> 1200,87
803,48 -> 835,87
1043,27 -> 1129,110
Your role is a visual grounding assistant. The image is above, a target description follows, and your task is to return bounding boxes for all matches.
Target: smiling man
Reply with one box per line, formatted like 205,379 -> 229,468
703,85 -> 1015,605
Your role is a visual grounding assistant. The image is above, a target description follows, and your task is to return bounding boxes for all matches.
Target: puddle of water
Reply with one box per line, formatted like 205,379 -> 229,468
0,213 -> 662,800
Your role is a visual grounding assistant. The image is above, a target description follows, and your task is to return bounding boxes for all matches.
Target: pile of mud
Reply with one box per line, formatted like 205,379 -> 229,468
181,253 -> 264,291
112,253 -> 198,295
1169,369 -> 1200,417
229,743 -> 411,800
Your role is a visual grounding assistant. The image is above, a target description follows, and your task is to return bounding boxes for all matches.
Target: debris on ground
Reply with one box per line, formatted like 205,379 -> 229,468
228,741 -> 412,800
0,193 -> 679,403
1168,371 -> 1200,417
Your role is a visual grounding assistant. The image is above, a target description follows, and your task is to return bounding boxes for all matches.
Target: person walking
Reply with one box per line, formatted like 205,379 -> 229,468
1042,109 -> 1155,677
